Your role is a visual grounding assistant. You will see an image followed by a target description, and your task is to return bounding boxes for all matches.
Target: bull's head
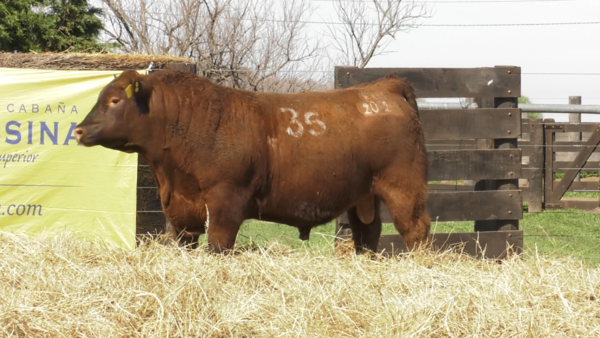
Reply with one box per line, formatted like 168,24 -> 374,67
75,70 -> 153,152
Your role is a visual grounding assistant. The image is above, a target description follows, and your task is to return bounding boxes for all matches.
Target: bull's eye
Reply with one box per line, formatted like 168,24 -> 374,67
110,98 -> 121,105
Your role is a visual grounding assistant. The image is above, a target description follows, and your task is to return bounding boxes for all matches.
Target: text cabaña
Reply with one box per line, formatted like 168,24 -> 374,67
6,102 -> 79,114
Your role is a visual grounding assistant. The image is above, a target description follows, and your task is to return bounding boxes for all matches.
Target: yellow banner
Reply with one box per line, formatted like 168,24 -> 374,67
0,68 -> 139,249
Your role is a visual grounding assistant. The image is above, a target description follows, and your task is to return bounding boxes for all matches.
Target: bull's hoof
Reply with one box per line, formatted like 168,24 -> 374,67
298,227 -> 311,241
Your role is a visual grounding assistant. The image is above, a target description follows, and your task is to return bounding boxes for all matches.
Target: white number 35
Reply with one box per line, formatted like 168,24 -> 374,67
280,108 -> 326,137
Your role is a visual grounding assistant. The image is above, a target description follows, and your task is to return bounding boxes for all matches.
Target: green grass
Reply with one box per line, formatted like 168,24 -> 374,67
555,172 -> 598,179
564,191 -> 599,198
223,209 -> 600,266
519,209 -> 600,264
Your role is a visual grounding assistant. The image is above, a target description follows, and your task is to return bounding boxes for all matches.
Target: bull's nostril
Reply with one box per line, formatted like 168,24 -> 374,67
74,128 -> 85,142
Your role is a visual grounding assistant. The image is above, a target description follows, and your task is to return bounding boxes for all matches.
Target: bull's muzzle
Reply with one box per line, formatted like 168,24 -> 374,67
74,127 -> 84,144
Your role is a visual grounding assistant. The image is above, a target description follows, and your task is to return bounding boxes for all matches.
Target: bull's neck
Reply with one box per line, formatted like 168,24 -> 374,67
134,85 -> 228,178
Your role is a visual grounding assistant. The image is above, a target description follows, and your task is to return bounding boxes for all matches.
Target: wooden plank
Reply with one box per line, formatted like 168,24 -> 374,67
427,184 -> 474,191
428,149 -> 521,181
582,132 -> 596,141
426,190 -> 522,222
520,168 -> 534,179
421,109 -> 521,140
425,141 -> 477,151
518,135 -> 531,144
554,161 -> 600,170
561,199 -> 599,211
527,119 -> 544,212
556,133 -> 595,143
426,145 -> 477,151
552,126 -> 600,201
555,152 -> 600,163
377,231 -> 523,259
552,142 -> 600,147
425,139 -> 477,147
335,66 -> 521,98
544,119 -> 558,207
521,147 -> 533,157
545,123 -> 599,133
165,62 -> 197,74
553,181 -> 599,191
339,190 -> 522,223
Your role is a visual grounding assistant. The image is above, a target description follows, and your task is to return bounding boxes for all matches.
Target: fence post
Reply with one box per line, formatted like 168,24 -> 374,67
543,118 -> 558,209
165,62 -> 198,74
569,96 -> 582,182
598,161 -> 600,210
474,97 -> 520,231
528,118 -> 544,212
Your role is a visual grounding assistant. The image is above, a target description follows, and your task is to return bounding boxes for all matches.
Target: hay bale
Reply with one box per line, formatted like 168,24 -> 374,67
0,52 -> 193,71
1,233 -> 599,337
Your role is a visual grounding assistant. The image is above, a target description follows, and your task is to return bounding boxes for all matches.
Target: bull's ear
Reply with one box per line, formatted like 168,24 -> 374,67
133,79 -> 153,114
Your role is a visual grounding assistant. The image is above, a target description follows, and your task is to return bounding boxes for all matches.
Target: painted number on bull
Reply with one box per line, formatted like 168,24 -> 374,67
363,101 -> 392,115
280,108 -> 326,137
281,108 -> 304,137
304,112 -> 326,136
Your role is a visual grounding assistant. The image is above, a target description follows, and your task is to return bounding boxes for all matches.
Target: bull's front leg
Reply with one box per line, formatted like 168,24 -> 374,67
206,217 -> 242,254
204,188 -> 247,254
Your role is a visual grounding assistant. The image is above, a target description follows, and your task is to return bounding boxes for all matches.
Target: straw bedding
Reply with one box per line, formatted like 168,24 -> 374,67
0,233 -> 598,337
0,52 -> 191,70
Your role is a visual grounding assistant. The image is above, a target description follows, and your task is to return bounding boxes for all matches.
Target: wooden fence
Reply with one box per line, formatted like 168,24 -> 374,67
520,118 -> 600,211
334,66 -> 524,258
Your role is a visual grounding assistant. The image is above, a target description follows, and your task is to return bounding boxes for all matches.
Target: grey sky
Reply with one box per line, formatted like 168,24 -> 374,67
311,0 -> 600,121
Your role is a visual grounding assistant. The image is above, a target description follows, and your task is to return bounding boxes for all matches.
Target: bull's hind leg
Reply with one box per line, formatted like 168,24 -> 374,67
374,178 -> 431,250
346,197 -> 382,254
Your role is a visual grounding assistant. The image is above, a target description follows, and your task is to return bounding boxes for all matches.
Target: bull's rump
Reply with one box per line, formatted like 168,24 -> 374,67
256,88 -> 422,225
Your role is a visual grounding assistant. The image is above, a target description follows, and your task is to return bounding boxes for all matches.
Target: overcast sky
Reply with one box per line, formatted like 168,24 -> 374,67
311,0 -> 600,121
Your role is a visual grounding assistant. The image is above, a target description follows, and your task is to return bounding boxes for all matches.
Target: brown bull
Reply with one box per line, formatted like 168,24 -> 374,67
75,70 -> 430,253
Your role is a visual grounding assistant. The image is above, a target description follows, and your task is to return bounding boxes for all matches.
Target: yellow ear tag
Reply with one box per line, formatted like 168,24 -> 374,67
125,84 -> 133,99
135,82 -> 140,93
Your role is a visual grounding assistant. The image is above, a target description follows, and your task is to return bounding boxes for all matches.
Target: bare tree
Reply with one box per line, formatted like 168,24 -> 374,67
96,0 -> 327,92
327,0 -> 431,68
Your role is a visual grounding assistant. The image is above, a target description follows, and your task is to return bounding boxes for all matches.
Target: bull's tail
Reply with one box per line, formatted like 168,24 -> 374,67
385,74 -> 419,117
402,81 -> 419,117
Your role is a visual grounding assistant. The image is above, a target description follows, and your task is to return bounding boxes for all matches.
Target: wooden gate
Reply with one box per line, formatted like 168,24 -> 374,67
541,120 -> 600,210
334,66 -> 524,258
